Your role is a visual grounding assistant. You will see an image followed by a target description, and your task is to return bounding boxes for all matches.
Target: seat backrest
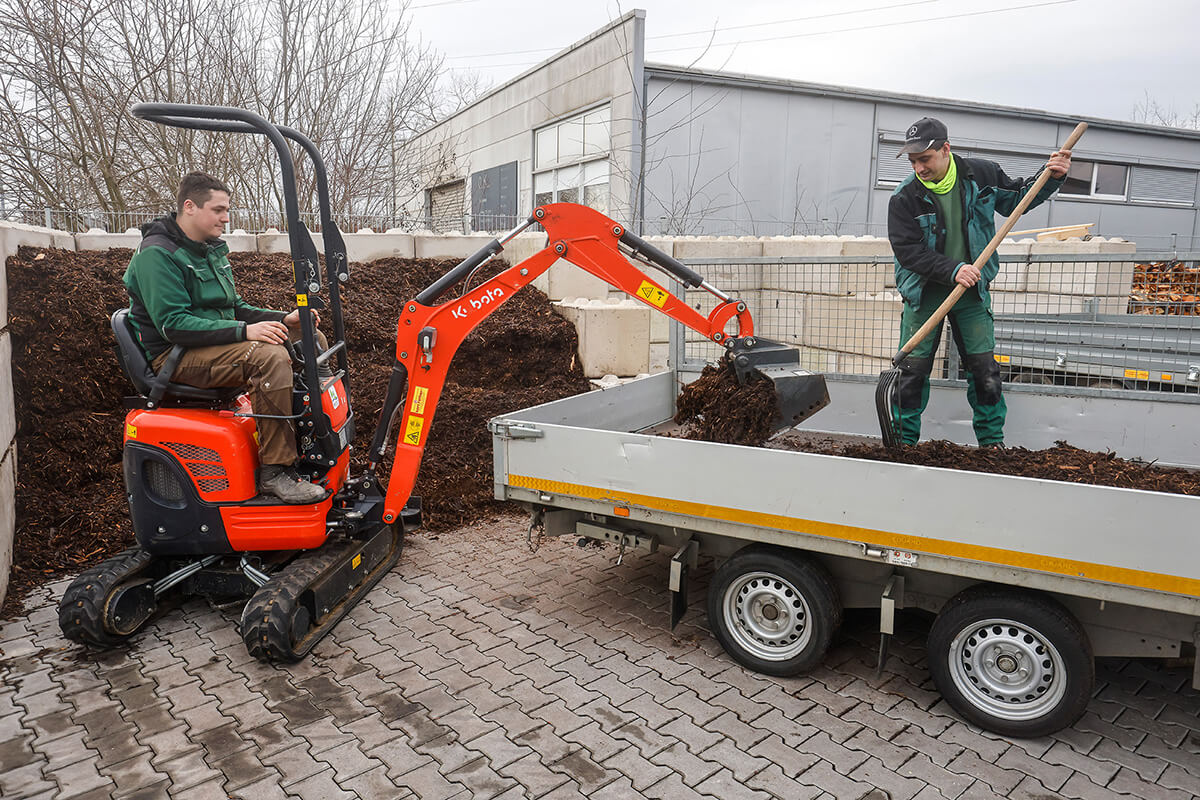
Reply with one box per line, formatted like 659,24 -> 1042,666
110,309 -> 225,404
111,308 -> 155,395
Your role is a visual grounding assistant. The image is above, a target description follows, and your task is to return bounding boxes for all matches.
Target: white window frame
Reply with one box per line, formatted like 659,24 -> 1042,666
1060,160 -> 1129,201
533,104 -> 611,213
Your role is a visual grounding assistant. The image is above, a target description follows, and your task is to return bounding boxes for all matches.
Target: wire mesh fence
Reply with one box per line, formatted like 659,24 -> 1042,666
4,206 -> 535,235
676,252 -> 1200,398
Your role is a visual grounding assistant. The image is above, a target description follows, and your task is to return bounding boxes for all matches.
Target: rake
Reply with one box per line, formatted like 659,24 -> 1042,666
877,122 -> 1088,447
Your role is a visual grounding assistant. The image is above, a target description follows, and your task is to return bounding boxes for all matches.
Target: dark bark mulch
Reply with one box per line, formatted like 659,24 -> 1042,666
778,438 -> 1200,495
3,245 -> 590,617
673,358 -> 779,446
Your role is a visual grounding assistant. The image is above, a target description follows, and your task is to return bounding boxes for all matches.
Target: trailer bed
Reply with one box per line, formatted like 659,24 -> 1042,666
492,372 -> 1200,617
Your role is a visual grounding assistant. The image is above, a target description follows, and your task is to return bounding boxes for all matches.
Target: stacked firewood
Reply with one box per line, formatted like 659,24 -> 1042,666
1129,260 -> 1200,314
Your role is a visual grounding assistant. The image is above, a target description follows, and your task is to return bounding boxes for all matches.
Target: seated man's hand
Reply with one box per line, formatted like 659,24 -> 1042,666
246,320 -> 291,344
283,309 -> 320,330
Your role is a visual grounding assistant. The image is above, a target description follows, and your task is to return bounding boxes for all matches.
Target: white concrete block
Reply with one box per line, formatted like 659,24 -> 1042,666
994,240 -> 1031,292
414,233 -> 496,261
554,298 -> 650,378
75,229 -> 141,250
1026,239 -> 1134,299
990,292 -> 1099,315
544,259 -> 611,302
761,237 -> 889,293
0,332 -> 12,454
649,342 -> 670,373
499,231 -> 549,268
0,442 -> 13,609
672,237 -> 764,260
223,231 -> 258,253
649,306 -> 671,344
762,236 -> 842,259
757,290 -> 808,344
804,293 -> 904,358
256,228 -> 315,255
340,233 -> 416,262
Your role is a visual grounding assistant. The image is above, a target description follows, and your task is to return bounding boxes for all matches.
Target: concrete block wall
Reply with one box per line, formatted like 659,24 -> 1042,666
0,222 -> 77,608
0,223 -> 1151,604
529,232 -> 1140,378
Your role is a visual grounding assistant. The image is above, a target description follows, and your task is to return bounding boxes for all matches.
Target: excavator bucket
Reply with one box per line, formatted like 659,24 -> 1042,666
729,337 -> 830,433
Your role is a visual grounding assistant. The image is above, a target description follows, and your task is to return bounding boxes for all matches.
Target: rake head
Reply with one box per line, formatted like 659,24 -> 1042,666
875,364 -> 903,448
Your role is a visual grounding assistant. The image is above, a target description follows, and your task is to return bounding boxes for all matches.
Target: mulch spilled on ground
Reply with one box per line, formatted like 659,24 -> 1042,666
774,437 -> 1200,495
673,358 -> 778,446
3,245 -> 590,617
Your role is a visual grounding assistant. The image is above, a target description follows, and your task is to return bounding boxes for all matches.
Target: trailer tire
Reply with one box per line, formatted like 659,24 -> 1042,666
707,545 -> 840,676
928,587 -> 1093,738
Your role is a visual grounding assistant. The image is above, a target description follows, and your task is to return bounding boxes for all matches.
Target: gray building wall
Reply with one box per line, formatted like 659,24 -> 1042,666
642,65 -> 1200,244
399,14 -> 1200,247
397,10 -> 646,231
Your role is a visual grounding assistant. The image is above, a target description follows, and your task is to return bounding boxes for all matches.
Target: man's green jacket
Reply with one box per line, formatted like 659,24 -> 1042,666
123,215 -> 283,361
887,154 -> 1065,309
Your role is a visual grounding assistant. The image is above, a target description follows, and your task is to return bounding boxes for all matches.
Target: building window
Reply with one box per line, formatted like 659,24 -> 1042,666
1061,160 -> 1128,200
533,105 -> 610,214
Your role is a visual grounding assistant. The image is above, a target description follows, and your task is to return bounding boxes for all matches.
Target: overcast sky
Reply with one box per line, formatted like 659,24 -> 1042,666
411,0 -> 1199,126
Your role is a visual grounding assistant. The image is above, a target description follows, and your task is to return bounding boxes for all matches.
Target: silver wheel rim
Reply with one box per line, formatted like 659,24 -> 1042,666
722,570 -> 812,661
947,617 -> 1067,721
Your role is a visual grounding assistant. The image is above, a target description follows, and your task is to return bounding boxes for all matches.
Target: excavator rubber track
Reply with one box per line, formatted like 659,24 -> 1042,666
59,547 -> 158,647
240,522 -> 403,661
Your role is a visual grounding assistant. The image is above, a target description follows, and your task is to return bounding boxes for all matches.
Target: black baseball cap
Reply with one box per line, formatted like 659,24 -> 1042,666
897,117 -> 949,157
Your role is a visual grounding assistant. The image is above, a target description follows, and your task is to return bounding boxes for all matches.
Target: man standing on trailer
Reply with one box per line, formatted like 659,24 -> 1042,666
122,171 -> 327,503
887,117 -> 1072,447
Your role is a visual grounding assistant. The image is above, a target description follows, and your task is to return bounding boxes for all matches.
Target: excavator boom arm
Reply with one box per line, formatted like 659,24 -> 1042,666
375,203 -> 755,524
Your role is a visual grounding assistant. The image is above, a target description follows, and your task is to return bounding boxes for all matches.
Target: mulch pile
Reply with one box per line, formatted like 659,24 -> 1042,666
777,438 -> 1200,495
673,358 -> 779,446
1130,260 -> 1200,314
3,246 -> 590,617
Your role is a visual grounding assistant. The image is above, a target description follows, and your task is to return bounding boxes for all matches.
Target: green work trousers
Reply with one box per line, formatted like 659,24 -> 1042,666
894,283 -> 1005,446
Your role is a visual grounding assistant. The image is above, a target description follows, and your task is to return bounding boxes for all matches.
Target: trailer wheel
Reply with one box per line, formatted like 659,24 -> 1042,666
707,546 -> 840,676
928,587 -> 1093,738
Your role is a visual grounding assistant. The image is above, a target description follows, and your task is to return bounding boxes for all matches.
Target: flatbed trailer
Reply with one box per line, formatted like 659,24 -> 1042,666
490,373 -> 1200,737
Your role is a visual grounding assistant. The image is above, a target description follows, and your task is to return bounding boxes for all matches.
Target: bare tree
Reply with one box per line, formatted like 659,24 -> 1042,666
1132,90 -> 1200,130
0,0 -> 478,228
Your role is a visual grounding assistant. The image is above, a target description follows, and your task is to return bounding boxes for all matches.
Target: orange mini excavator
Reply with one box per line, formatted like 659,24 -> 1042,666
58,103 -> 828,661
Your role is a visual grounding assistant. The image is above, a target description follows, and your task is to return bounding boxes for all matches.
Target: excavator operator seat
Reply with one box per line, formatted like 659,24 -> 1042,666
111,308 -> 236,407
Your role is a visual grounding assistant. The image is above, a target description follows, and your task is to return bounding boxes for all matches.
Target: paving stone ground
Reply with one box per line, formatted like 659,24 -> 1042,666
2,515 -> 1199,799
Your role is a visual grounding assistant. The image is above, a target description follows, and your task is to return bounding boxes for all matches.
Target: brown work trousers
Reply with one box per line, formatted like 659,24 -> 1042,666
152,333 -> 326,467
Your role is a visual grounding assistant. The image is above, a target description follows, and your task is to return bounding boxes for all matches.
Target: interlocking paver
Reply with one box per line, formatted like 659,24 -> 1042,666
394,761 -> 468,800
548,749 -> 621,795
694,767 -> 774,799
6,520 -> 1200,800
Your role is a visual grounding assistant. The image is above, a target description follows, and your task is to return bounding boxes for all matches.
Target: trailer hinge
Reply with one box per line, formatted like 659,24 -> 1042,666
492,422 -> 544,440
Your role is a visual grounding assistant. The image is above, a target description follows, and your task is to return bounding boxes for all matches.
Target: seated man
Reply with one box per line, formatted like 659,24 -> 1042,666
122,171 -> 326,504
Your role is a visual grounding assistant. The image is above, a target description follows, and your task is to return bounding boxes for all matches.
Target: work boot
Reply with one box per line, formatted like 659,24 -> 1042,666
258,465 -> 327,504
980,441 -> 1006,449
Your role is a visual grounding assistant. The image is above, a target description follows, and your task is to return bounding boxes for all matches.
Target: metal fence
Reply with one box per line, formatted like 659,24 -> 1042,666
673,252 -> 1200,398
4,206 -> 538,235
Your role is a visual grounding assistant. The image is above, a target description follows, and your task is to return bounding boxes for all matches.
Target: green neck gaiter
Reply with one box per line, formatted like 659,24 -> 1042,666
918,155 -> 957,194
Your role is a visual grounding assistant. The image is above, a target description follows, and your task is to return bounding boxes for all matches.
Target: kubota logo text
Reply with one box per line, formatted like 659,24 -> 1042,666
450,287 -> 505,319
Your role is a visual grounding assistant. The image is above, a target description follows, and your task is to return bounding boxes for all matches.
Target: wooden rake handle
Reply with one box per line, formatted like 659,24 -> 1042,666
893,121 -> 1088,364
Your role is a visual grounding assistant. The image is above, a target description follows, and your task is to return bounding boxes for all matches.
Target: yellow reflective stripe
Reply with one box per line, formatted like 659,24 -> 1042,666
508,474 -> 1200,598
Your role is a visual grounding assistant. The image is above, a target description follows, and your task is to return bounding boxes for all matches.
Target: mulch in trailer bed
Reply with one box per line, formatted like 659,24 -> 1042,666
774,437 -> 1200,495
668,351 -> 1200,493
3,245 -> 590,617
